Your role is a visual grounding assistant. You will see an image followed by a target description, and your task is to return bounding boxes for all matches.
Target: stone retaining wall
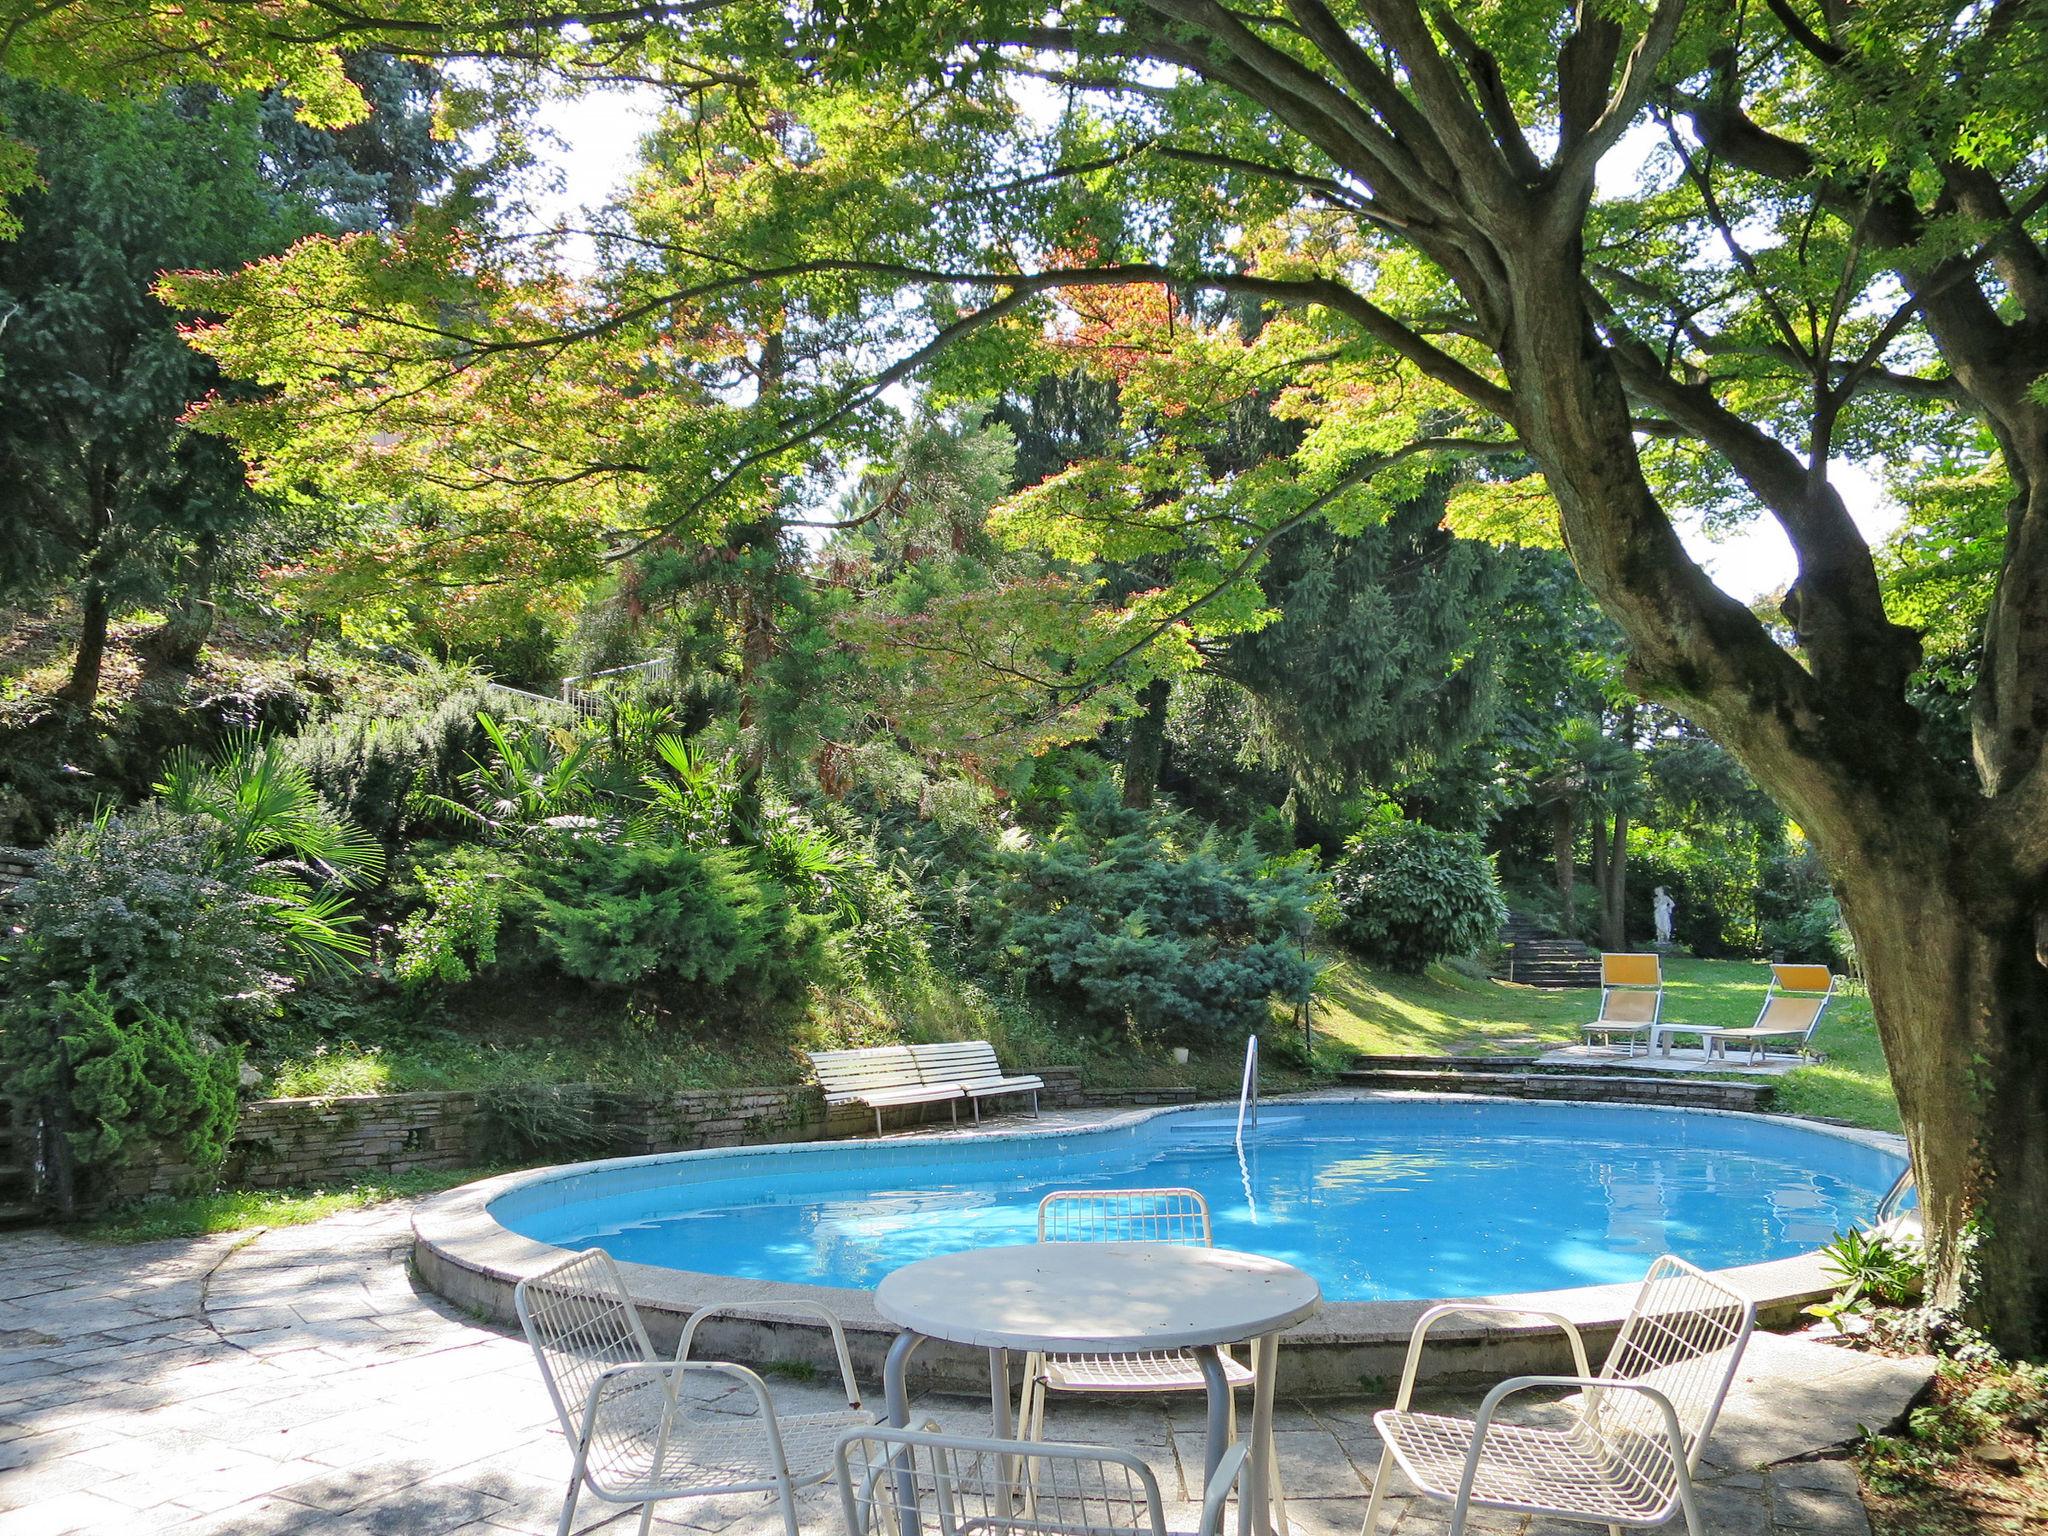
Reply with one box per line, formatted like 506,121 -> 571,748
0,845 -> 40,904
112,1061 -> 1091,1200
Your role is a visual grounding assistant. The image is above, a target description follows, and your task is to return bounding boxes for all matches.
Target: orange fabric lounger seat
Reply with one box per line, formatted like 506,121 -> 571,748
1583,952 -> 1665,1056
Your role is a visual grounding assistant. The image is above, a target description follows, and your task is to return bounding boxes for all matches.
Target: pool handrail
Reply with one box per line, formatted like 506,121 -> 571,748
1235,1035 -> 1259,1144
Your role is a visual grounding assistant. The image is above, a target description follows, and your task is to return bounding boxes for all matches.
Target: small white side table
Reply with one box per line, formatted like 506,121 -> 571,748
874,1242 -> 1322,1536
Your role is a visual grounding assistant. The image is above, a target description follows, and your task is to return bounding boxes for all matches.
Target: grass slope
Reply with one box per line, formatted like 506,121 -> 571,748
95,952 -> 1901,1243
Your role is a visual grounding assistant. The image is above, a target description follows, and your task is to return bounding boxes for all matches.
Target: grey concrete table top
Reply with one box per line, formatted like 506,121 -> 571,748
874,1241 -> 1323,1352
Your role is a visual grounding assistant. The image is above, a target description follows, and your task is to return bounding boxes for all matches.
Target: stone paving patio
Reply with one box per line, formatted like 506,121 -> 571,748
0,1205 -> 1930,1536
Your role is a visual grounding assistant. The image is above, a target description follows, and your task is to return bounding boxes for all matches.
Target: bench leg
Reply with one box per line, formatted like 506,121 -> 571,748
1030,1089 -> 1039,1119
971,1097 -> 981,1124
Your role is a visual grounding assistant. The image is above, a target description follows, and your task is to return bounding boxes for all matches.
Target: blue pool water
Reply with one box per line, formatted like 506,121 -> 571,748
491,1101 -> 1904,1302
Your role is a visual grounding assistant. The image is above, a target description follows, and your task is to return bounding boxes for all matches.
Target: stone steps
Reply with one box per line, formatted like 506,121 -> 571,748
1495,914 -> 1603,987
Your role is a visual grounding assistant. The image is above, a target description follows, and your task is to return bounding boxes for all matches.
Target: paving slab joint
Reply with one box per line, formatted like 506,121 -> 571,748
196,1227 -> 272,1355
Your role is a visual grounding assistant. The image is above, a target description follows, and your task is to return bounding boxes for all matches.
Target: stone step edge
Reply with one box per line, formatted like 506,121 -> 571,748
1343,1055 -> 1766,1080
1337,1067 -> 1773,1105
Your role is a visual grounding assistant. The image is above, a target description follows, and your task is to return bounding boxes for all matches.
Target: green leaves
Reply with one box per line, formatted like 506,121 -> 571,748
1327,818 -> 1508,973
153,734 -> 385,970
36,979 -> 242,1196
428,713 -> 599,837
531,839 -> 798,993
981,784 -> 1324,1042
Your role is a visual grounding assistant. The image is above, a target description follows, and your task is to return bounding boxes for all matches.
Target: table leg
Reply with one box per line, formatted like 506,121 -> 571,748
883,1330 -> 921,1427
882,1330 -> 923,1531
1196,1347 -> 1230,1488
1240,1334 -> 1280,1536
989,1347 -> 1016,1494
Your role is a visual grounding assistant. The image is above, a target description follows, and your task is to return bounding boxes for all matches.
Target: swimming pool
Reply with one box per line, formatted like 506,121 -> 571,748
489,1100 -> 1904,1303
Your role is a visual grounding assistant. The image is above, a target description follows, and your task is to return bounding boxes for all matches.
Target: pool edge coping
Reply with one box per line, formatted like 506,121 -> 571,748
412,1090 -> 1907,1373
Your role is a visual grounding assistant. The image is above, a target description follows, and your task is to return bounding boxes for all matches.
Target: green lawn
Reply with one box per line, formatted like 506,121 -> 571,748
83,1167 -> 507,1243
1310,952 -> 1900,1132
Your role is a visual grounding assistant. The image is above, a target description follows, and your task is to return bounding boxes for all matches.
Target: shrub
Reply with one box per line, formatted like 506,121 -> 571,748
1327,817 -> 1506,972
392,845 -> 525,990
982,786 -> 1323,1042
532,838 -> 819,997
471,1084 -> 605,1163
1762,894 -> 1854,969
4,804 -> 296,1037
1,979 -> 241,1212
290,682 -> 493,844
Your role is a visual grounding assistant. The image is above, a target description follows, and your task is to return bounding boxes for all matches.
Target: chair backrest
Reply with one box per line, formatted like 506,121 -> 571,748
1037,1187 -> 1214,1246
836,1426 -> 1172,1536
1602,952 -> 1663,988
908,1040 -> 1007,1089
1591,1256 -> 1756,1499
1595,953 -> 1663,1027
513,1248 -> 656,1445
1754,966 -> 1834,1039
809,1045 -> 924,1099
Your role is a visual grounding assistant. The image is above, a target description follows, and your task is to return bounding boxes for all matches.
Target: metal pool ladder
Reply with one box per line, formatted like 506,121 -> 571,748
1877,1164 -> 1917,1225
1235,1035 -> 1260,1146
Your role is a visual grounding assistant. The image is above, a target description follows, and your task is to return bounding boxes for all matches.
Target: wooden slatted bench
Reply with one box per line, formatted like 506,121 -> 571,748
807,1046 -> 963,1136
909,1041 -> 1044,1122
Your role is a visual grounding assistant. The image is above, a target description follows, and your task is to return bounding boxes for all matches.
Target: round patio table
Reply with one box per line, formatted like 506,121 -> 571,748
875,1242 -> 1322,1536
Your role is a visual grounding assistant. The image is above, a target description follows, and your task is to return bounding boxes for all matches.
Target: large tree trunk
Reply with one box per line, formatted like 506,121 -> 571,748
1600,811 -> 1629,952
1588,813 -> 1607,937
56,581 -> 110,709
1837,855 -> 2048,1345
1493,245 -> 2048,1353
1549,791 -> 1577,934
1121,676 -> 1172,809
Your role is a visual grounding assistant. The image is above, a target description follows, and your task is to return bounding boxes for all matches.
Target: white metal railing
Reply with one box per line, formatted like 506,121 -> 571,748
551,656 -> 674,721
1234,1035 -> 1259,1146
482,681 -> 579,720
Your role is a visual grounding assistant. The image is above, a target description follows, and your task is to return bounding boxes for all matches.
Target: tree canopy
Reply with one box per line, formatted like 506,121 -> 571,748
16,0 -> 2048,1349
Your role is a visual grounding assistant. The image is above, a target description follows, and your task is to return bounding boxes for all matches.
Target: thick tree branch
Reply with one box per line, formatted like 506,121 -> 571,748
1550,0 -> 1686,210
1597,306 -> 1922,700
1427,4 -> 1544,183
1555,0 -> 1624,156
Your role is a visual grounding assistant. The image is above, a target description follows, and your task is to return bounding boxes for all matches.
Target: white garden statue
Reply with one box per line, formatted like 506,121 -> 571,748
1653,886 -> 1676,946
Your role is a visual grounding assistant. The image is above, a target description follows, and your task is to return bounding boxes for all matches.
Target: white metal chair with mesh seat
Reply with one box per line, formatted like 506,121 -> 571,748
1019,1188 -> 1285,1528
1020,1190 -> 1259,1427
1360,1255 -> 1756,1536
836,1423 -> 1249,1536
515,1248 -> 881,1536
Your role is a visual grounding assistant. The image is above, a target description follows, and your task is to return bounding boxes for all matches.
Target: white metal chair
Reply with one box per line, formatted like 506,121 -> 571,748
515,1248 -> 880,1536
1360,1255 -> 1756,1536
1021,1190 -> 1258,1429
1019,1190 -> 1285,1529
836,1423 -> 1249,1536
